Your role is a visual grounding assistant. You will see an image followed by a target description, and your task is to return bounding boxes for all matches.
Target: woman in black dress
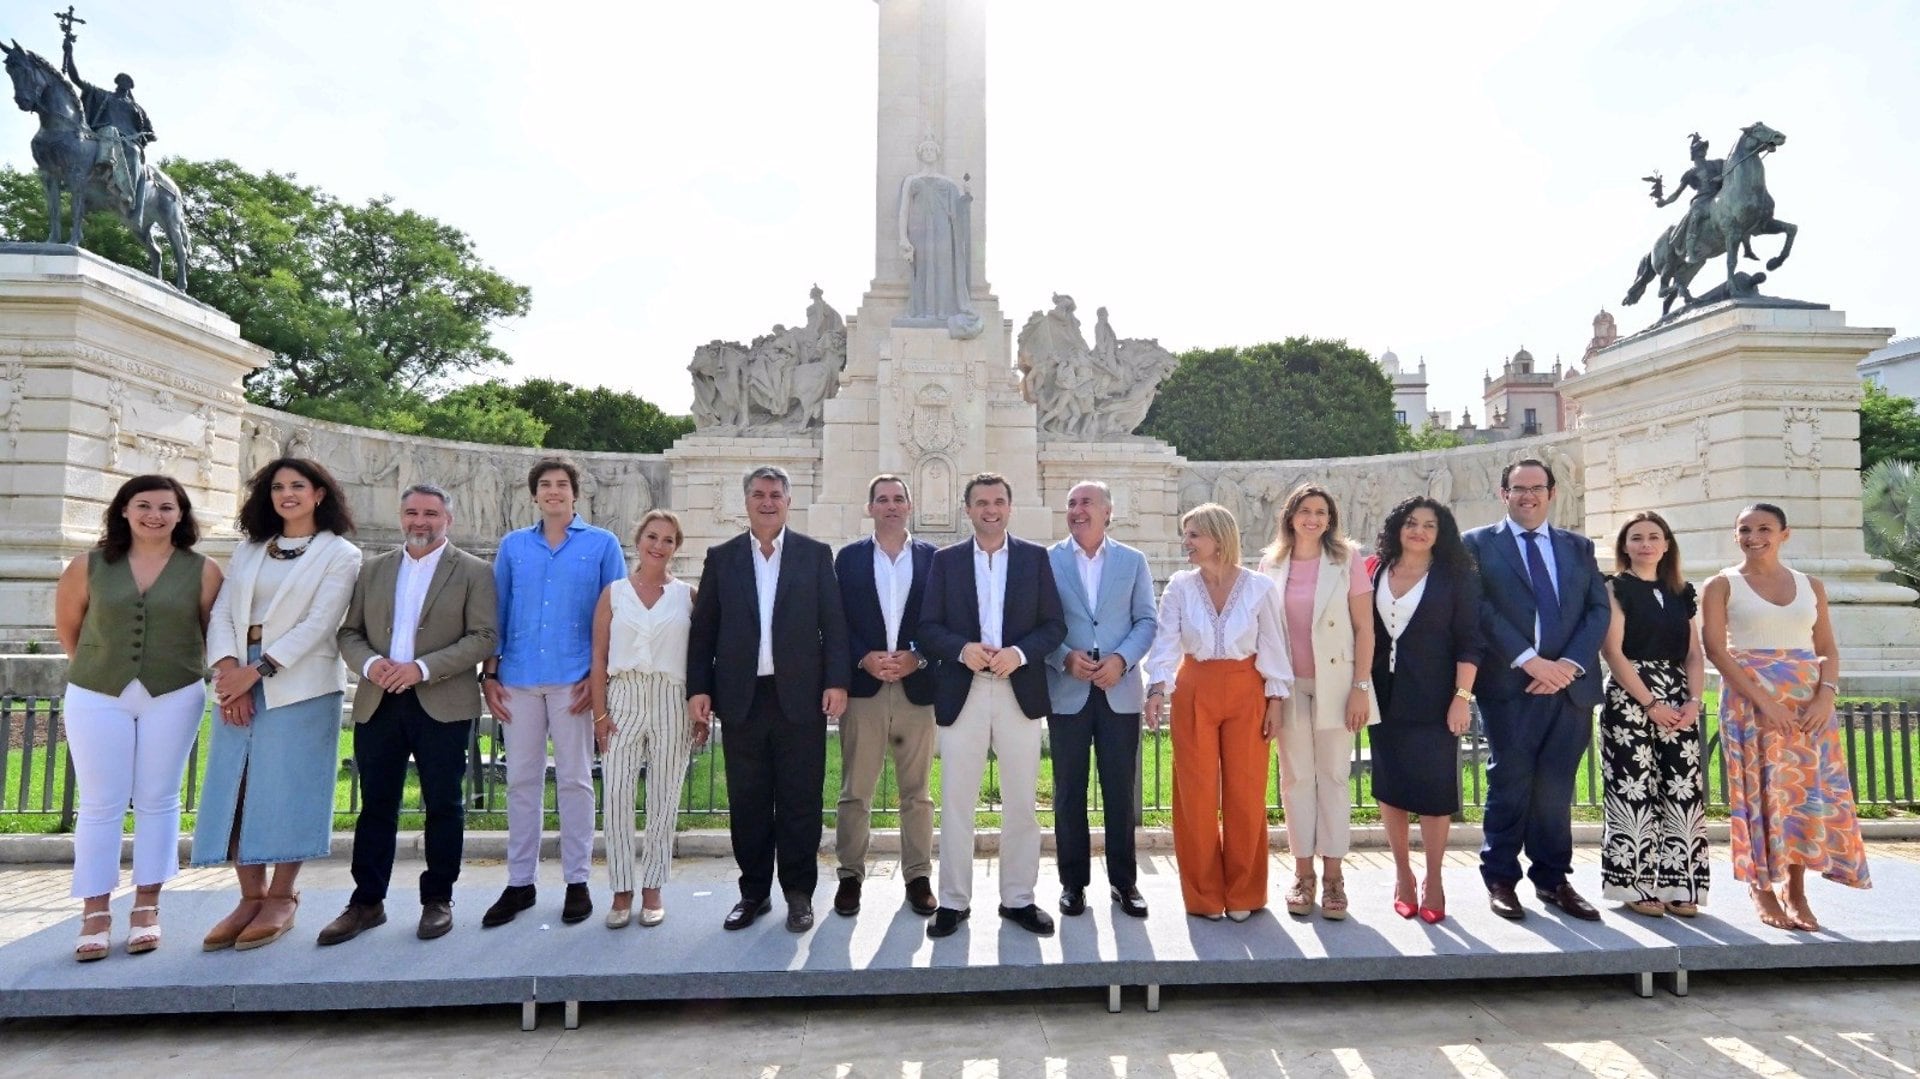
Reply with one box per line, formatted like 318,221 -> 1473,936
1369,497 -> 1482,923
1598,511 -> 1709,917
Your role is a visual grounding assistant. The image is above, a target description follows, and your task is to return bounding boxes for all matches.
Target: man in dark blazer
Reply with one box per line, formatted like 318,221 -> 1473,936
1462,458 -> 1611,922
831,474 -> 940,918
687,466 -> 851,933
916,472 -> 1066,939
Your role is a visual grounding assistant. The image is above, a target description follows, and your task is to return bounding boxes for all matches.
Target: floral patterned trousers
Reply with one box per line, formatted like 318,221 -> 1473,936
1600,660 -> 1711,905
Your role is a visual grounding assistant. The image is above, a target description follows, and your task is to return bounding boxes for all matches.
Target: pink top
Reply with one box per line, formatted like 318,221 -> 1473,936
1278,553 -> 1373,674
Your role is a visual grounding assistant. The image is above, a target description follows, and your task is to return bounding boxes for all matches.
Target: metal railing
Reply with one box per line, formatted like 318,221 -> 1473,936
5,694 -> 1917,831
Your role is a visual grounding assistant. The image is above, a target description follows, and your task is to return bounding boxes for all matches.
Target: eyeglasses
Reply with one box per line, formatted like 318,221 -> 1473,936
1505,485 -> 1551,497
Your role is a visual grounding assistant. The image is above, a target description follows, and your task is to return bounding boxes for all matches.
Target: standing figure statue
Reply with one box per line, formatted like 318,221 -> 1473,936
895,136 -> 984,340
1,10 -> 190,289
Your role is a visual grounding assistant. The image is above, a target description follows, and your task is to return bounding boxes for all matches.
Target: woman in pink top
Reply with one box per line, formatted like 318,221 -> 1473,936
1257,484 -> 1377,920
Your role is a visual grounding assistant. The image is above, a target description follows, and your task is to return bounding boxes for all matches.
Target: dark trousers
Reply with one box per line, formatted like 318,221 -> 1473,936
349,691 -> 472,906
1478,691 -> 1591,892
1050,689 -> 1140,890
724,676 -> 826,901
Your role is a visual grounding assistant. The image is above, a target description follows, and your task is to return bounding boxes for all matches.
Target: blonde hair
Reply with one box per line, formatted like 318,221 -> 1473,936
633,509 -> 684,548
1181,502 -> 1242,568
1262,482 -> 1351,565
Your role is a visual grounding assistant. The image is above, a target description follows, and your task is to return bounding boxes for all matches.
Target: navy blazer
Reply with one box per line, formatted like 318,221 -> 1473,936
1461,520 -> 1610,711
1369,560 -> 1484,727
685,529 -> 851,725
916,536 -> 1067,726
834,535 -> 938,706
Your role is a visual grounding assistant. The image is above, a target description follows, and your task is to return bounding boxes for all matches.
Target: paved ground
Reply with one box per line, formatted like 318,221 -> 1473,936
3,845 -> 1917,1078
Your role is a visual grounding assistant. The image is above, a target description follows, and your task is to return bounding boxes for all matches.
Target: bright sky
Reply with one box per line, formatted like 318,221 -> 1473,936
6,0 -> 1915,420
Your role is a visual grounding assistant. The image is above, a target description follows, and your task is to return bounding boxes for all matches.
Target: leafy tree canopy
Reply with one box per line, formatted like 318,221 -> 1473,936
1139,337 -> 1400,460
1861,380 -> 1920,473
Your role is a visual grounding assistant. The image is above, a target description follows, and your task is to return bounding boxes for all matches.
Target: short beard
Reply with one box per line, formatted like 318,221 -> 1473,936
406,533 -> 441,550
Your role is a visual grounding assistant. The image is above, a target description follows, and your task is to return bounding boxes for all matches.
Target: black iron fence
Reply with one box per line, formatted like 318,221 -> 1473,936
4,694 -> 1917,831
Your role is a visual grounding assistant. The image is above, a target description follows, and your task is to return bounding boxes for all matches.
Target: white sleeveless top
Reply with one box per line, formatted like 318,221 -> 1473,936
1720,567 -> 1816,650
607,578 -> 693,681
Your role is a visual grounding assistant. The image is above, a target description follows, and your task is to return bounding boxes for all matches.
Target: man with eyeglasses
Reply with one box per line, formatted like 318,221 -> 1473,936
1461,459 -> 1611,923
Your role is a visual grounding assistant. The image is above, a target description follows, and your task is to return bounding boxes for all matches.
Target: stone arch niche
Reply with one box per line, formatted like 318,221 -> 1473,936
915,453 -> 956,532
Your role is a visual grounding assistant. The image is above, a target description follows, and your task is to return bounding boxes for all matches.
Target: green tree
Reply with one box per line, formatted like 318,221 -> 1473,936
502,378 -> 695,453
1140,338 -> 1400,460
1861,380 -> 1920,473
1398,422 -> 1465,451
1861,458 -> 1920,592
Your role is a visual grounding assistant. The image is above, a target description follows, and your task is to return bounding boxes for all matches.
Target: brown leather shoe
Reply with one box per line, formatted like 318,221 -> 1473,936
202,894 -> 264,952
1536,883 -> 1601,922
1488,882 -> 1526,921
833,877 -> 861,917
316,902 -> 386,946
234,893 -> 300,951
905,876 -> 938,916
418,899 -> 454,940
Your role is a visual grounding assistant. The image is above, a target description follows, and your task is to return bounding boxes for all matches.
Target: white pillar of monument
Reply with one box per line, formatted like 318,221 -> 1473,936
1565,302 -> 1920,694
815,0 -> 1042,546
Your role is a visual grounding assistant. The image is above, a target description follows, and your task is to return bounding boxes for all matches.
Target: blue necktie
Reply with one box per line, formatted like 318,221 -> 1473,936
1521,530 -> 1564,653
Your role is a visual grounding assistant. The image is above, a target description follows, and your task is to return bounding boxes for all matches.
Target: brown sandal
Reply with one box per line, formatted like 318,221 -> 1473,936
235,892 -> 300,951
1320,877 -> 1349,921
203,893 -> 265,952
1284,875 -> 1314,916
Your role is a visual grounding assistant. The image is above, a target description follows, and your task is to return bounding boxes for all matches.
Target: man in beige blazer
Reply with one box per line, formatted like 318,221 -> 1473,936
323,484 -> 498,945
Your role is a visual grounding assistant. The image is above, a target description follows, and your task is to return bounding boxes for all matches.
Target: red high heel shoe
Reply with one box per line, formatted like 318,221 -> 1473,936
1393,882 -> 1417,919
1418,882 -> 1446,924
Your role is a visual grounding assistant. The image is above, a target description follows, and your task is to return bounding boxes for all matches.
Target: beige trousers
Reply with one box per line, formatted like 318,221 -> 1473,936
835,681 -> 937,882
1277,678 -> 1355,860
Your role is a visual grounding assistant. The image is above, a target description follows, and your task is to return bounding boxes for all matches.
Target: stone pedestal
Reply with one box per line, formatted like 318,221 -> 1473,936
664,432 -> 822,571
0,245 -> 269,643
1565,301 -> 1920,692
1037,439 -> 1186,574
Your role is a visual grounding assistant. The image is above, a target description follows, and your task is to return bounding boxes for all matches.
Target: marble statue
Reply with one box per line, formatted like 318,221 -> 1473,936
1016,295 -> 1179,440
894,137 -> 983,340
2,12 -> 189,289
688,286 -> 848,433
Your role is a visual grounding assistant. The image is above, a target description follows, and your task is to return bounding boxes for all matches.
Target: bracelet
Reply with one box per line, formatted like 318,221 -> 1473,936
1819,681 -> 1840,696
1453,687 -> 1474,702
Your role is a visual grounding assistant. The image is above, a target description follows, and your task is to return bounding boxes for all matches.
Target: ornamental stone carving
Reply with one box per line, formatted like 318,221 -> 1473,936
689,286 -> 848,433
1016,295 -> 1179,440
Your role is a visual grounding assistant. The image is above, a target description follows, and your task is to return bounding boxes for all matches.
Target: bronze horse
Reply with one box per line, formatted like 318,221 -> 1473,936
1623,122 -> 1796,317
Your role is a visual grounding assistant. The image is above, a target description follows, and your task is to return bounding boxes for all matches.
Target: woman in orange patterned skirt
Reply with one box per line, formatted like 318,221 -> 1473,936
1701,503 -> 1869,931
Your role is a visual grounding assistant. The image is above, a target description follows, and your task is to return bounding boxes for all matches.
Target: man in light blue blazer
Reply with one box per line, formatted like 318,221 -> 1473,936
1045,481 -> 1158,918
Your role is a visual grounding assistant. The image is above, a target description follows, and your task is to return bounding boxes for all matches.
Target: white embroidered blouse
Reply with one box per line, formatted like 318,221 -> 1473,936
1144,567 -> 1293,698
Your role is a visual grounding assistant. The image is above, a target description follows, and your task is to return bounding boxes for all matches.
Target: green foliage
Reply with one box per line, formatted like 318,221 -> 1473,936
1398,422 -> 1465,451
1861,380 -> 1920,473
1862,458 -> 1920,592
498,378 -> 695,453
1139,338 -> 1400,460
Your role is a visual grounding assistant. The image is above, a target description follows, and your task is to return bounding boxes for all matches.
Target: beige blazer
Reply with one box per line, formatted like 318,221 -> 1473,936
337,543 -> 498,724
207,531 -> 363,710
1260,549 -> 1382,731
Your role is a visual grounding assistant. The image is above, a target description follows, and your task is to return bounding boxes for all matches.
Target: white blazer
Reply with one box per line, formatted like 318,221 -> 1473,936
1259,548 -> 1381,731
208,531 -> 363,710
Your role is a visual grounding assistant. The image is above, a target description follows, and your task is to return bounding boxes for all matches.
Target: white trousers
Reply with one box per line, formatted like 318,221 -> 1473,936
64,680 -> 207,899
1277,678 -> 1354,860
601,672 -> 693,892
937,675 -> 1042,910
503,683 -> 596,887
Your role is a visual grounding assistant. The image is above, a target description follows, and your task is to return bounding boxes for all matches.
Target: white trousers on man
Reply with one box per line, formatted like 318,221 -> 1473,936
64,679 -> 207,899
503,683 -> 596,887
937,674 -> 1041,910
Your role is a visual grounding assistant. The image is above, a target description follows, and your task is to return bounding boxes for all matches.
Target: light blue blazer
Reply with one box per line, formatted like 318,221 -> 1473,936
1044,537 -> 1158,716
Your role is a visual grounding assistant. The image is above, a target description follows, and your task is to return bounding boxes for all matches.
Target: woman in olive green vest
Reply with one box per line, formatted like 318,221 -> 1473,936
54,475 -> 223,961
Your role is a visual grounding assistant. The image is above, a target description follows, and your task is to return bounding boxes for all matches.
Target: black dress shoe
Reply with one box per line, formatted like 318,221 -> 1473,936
1058,887 -> 1087,916
723,896 -> 772,931
417,899 -> 454,940
1537,883 -> 1602,922
561,882 -> 593,925
905,876 -> 938,916
834,878 -> 861,917
1488,882 -> 1526,921
786,894 -> 815,933
316,901 -> 385,946
1111,885 -> 1150,919
998,903 -> 1056,936
927,906 -> 970,938
482,885 -> 536,929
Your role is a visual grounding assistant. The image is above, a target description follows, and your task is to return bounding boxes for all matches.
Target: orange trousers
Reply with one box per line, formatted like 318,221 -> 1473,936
1170,655 -> 1271,915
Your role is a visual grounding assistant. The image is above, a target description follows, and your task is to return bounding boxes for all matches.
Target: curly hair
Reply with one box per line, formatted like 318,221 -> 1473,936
1373,496 -> 1474,574
238,457 -> 356,541
98,475 -> 199,561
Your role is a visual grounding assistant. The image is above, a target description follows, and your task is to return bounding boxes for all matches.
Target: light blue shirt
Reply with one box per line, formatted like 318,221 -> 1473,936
493,514 -> 626,686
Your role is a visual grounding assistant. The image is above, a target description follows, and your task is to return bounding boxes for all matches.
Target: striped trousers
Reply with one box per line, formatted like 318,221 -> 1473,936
602,671 -> 694,892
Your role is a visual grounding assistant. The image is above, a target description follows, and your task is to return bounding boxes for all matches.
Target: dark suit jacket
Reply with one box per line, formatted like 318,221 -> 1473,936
337,543 -> 499,725
834,535 -> 938,706
1461,520 -> 1610,711
915,536 -> 1067,726
686,529 -> 851,724
1369,560 -> 1483,728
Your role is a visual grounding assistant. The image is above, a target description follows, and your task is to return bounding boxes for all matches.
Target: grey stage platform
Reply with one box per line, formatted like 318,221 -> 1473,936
3,860 -> 1916,1026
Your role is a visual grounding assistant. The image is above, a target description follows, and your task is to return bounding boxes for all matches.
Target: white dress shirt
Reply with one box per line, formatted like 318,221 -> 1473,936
1500,518 -> 1581,671
366,541 -> 446,680
752,528 -> 786,676
1073,538 -> 1108,611
973,539 -> 1009,650
872,536 -> 915,652
1144,567 -> 1292,697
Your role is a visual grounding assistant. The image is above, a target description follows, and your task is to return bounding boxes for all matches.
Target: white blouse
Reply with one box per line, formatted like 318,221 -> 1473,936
1145,567 -> 1293,698
1374,571 -> 1429,673
607,578 -> 693,681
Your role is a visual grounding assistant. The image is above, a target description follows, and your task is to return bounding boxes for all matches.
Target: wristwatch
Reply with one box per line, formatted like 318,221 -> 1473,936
915,651 -> 929,671
253,656 -> 279,679
479,672 -> 500,683
1352,680 -> 1373,692
1453,687 -> 1475,702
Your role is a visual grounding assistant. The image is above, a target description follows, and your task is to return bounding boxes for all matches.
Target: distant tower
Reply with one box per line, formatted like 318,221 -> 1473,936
1583,309 -> 1619,362
1379,347 -> 1429,428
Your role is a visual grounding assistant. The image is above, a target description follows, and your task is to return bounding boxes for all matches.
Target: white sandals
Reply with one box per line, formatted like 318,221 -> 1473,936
126,904 -> 162,954
74,910 -> 112,962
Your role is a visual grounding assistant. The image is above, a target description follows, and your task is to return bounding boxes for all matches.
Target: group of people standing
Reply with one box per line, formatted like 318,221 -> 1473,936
53,453 -> 1870,962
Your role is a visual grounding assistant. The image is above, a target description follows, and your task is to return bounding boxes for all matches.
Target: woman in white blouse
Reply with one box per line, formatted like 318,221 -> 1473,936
590,510 -> 704,928
1146,503 -> 1292,922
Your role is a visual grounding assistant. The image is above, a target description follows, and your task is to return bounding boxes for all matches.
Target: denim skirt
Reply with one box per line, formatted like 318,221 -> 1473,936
189,645 -> 342,866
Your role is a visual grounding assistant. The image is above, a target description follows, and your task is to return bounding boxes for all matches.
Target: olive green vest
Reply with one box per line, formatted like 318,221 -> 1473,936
68,549 -> 209,696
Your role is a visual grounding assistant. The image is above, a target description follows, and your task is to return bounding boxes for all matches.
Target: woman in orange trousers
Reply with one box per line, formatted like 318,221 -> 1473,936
1145,504 -> 1293,921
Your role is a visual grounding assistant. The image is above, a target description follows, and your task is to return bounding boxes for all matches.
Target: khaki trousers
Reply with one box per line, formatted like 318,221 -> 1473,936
1277,678 -> 1355,860
835,681 -> 937,882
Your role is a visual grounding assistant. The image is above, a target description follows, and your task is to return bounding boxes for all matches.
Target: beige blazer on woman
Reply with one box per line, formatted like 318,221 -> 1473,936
1260,549 -> 1381,731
